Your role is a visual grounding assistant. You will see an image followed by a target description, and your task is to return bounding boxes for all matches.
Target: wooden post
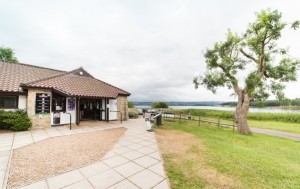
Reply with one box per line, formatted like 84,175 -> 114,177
179,113 -> 181,124
198,114 -> 200,126
233,119 -> 235,131
218,117 -> 220,128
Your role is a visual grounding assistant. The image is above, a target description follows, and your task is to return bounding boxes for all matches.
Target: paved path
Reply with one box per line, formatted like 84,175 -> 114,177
0,119 -> 169,189
250,127 -> 300,141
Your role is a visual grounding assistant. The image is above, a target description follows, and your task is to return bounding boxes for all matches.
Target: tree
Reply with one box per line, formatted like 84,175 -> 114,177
128,101 -> 135,108
0,46 -> 19,63
151,101 -> 169,109
194,9 -> 300,135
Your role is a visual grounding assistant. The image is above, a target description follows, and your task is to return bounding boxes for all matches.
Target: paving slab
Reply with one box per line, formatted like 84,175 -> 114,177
88,169 -> 124,189
128,169 -> 164,189
2,118 -> 170,189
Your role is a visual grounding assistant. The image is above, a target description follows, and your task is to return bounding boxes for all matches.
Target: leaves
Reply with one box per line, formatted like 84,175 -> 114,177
0,46 -> 19,63
195,9 -> 300,101
291,21 -> 300,30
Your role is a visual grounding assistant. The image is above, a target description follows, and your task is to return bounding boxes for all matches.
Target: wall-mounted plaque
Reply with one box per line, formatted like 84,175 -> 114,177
35,93 -> 50,114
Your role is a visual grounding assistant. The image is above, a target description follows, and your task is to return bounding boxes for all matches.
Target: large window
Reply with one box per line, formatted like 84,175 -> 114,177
0,96 -> 18,108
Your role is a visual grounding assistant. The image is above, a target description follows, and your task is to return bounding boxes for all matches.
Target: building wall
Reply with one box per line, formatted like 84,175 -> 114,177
27,88 -> 52,129
117,95 -> 128,121
18,95 -> 27,109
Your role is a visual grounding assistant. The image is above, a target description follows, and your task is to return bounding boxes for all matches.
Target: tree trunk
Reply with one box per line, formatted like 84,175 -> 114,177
235,90 -> 252,135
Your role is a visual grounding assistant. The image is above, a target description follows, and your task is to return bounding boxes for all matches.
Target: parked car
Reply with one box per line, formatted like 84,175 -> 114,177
137,109 -> 143,115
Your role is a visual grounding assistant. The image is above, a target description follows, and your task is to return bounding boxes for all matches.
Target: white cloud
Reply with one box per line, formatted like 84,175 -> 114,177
0,0 -> 300,101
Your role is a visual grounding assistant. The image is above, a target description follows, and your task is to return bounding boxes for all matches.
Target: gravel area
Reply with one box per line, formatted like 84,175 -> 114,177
7,128 -> 126,189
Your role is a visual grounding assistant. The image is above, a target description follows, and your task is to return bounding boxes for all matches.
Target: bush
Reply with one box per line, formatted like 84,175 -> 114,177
128,108 -> 139,119
0,110 -> 32,131
128,101 -> 135,108
151,101 -> 169,109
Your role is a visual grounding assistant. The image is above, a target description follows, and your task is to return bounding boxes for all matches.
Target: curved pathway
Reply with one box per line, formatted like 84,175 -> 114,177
250,127 -> 300,141
0,118 -> 169,189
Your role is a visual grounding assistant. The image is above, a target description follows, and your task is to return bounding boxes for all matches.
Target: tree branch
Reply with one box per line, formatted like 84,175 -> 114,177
240,48 -> 258,63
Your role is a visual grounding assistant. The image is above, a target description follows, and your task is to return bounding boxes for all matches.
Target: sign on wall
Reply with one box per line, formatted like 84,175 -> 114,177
35,93 -> 50,114
67,98 -> 76,111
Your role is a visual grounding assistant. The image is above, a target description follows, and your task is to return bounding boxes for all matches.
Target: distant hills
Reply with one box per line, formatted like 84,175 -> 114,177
132,101 -> 224,106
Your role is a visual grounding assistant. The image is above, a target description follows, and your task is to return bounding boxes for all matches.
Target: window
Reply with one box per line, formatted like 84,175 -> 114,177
0,96 -> 18,108
52,93 -> 66,112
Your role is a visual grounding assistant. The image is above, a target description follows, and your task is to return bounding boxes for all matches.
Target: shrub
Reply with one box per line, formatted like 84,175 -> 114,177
128,101 -> 135,108
151,101 -> 169,109
128,108 -> 139,119
0,110 -> 32,131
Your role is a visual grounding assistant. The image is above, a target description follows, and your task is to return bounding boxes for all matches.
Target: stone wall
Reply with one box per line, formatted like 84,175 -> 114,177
117,95 -> 128,121
27,88 -> 52,129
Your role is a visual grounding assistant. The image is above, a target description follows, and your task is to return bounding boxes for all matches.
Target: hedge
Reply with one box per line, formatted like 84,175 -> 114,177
0,110 -> 32,131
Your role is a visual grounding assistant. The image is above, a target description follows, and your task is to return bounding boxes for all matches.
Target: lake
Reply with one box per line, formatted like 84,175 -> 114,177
136,105 -> 300,113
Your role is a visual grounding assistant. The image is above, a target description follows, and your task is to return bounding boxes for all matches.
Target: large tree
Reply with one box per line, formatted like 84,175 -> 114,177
194,9 -> 300,135
0,46 -> 19,63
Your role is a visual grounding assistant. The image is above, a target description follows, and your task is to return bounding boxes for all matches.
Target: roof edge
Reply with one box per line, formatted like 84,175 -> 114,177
0,60 -> 66,73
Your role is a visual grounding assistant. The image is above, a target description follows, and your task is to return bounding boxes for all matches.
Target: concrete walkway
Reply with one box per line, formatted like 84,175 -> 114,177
250,127 -> 300,141
0,119 -> 169,189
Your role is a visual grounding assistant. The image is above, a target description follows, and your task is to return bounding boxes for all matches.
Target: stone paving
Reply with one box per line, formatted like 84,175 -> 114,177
0,119 -> 169,189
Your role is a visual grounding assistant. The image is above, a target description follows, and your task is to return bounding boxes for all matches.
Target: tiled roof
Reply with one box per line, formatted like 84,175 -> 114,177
23,72 -> 130,98
0,61 -> 130,98
0,61 -> 65,92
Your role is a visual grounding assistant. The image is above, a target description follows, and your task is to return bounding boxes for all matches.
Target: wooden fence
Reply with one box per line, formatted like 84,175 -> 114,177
163,112 -> 236,131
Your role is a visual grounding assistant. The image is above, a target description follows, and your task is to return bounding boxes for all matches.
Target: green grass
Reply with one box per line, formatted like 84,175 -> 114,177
164,154 -> 206,189
166,114 -> 300,134
248,120 -> 300,134
162,121 -> 300,189
171,108 -> 300,123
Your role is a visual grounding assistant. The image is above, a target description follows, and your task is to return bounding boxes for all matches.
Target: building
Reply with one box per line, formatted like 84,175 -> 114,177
0,61 -> 130,129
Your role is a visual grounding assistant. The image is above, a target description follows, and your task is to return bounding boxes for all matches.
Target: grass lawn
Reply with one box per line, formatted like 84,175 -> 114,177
171,115 -> 300,134
248,120 -> 300,134
157,120 -> 300,189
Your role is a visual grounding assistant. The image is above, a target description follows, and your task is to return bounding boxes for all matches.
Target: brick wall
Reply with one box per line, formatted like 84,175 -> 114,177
117,96 -> 128,121
27,88 -> 52,129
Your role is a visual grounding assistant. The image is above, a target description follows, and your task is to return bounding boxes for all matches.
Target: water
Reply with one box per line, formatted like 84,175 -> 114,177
136,105 -> 300,113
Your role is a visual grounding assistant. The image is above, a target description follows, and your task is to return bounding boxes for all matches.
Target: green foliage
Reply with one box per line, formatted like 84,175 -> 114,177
194,9 -> 300,102
128,108 -> 139,119
173,108 -> 300,123
223,98 -> 300,107
151,101 -> 169,109
165,122 -> 300,188
0,110 -> 32,131
0,46 -> 19,63
128,101 -> 135,108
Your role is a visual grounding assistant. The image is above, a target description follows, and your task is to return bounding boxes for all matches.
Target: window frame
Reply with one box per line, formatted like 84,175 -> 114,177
0,95 -> 19,109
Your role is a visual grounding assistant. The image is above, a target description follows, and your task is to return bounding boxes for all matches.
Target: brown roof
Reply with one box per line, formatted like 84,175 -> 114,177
0,61 -> 130,98
0,61 -> 65,92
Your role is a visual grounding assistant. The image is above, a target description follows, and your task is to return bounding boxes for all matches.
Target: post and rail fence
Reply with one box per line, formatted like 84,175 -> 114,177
162,111 -> 236,130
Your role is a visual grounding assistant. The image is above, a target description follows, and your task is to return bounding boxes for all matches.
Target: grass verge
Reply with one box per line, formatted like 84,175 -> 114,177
166,115 -> 300,134
157,121 -> 300,189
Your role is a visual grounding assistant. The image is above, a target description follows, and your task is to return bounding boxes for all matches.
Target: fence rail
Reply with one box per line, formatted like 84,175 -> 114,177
163,112 -> 236,130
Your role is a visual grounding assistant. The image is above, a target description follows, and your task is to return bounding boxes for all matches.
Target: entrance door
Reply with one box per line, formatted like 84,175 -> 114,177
80,99 -> 101,120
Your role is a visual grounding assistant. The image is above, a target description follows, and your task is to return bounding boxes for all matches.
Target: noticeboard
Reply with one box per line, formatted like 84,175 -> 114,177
35,93 -> 50,114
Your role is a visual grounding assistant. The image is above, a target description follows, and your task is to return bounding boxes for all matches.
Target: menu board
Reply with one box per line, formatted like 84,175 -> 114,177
35,93 -> 50,113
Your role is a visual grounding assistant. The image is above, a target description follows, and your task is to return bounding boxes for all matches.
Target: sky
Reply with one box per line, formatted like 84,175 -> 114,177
1,0 -> 300,102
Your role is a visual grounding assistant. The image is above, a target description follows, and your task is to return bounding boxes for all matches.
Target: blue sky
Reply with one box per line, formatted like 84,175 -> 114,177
1,0 -> 300,101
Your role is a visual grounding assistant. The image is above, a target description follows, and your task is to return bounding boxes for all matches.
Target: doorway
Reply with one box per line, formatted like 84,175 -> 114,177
79,99 -> 101,120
